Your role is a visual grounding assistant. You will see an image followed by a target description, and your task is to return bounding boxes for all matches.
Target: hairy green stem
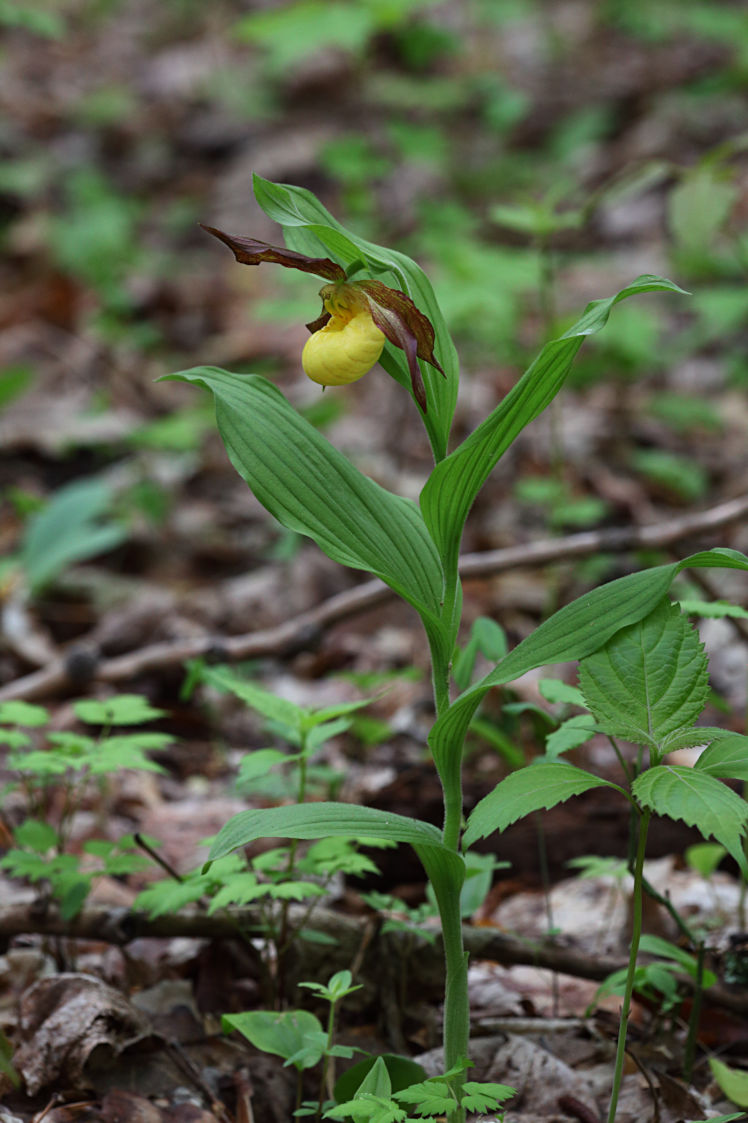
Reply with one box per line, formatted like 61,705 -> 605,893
607,807 -> 651,1123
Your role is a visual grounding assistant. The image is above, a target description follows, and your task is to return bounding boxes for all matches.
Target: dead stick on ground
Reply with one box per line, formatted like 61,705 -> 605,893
0,899 -> 746,1019
1,494 -> 746,702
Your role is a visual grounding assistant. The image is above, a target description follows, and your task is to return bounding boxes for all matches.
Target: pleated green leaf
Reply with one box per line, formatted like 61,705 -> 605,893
429,549 -> 748,798
206,801 -> 465,893
633,765 -> 748,876
253,174 -> 459,462
420,275 -> 688,571
694,733 -> 748,781
579,599 -> 708,751
464,762 -> 621,848
169,368 -> 444,619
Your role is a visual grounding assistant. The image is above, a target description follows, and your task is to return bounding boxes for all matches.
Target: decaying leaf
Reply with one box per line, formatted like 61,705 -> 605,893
14,973 -> 149,1095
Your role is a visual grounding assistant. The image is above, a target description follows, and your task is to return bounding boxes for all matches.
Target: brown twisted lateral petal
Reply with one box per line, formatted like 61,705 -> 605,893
357,279 -> 445,413
200,226 -> 347,282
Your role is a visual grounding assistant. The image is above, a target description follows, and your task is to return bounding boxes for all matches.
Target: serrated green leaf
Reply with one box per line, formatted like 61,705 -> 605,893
0,729 -> 31,749
74,694 -> 165,726
694,734 -> 748,781
463,762 -> 620,847
252,175 -> 458,462
420,275 -> 687,576
680,598 -> 748,620
237,748 -> 289,784
578,599 -> 708,750
633,766 -> 748,876
134,878 -> 210,918
538,679 -> 587,707
544,714 -> 596,759
661,726 -> 728,752
394,1079 -> 454,1114
429,549 -> 748,808
168,368 -> 444,621
198,665 -> 304,732
14,818 -> 59,852
460,1081 -> 515,1113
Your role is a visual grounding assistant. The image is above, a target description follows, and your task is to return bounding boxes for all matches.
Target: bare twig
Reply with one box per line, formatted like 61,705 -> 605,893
1,899 -> 747,1019
1,494 -> 746,703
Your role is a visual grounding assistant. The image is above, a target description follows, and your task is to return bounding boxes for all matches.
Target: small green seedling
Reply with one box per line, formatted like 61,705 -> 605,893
224,970 -> 365,1119
0,694 -> 167,918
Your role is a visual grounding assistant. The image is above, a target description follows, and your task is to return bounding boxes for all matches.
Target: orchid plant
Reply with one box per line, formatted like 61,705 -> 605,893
170,175 -> 748,1121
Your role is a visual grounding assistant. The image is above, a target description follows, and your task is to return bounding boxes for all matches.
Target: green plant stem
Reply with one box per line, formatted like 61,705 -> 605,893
683,940 -> 704,1083
317,998 -> 340,1119
607,806 -> 651,1123
277,735 -> 310,1005
441,893 -> 469,1123
427,597 -> 468,1122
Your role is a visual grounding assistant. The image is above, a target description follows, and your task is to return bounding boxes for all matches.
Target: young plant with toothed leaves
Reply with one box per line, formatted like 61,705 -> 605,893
168,174 -> 748,1121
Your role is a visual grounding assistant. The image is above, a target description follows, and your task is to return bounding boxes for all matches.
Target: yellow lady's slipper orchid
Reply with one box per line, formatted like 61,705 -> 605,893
201,225 -> 444,411
301,284 -> 385,387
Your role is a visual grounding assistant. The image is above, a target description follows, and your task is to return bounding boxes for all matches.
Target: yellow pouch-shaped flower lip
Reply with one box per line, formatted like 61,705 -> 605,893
201,227 -> 444,412
302,308 -> 385,387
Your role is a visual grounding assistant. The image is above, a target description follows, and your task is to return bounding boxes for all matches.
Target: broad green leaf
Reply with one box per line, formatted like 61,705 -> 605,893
689,1114 -> 746,1123
0,700 -> 48,727
685,841 -> 727,879
463,761 -> 621,847
223,1009 -> 324,1070
420,275 -> 687,574
429,549 -> 748,803
578,599 -> 708,751
253,175 -> 458,462
694,734 -> 748,781
633,766 -> 748,876
335,1056 -> 427,1105
168,368 -> 444,620
709,1057 -> 748,1110
21,477 -> 126,594
206,801 -> 465,897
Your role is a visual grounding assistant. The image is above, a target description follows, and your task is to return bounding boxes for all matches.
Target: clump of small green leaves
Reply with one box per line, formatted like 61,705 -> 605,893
325,1056 -> 514,1122
137,664 -> 391,1003
0,694 -> 168,918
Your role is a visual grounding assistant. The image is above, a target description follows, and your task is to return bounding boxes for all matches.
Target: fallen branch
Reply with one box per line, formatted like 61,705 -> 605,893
1,493 -> 746,702
2,899 -> 747,1018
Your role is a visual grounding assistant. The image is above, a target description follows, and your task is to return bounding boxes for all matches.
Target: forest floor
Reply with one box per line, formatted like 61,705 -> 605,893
0,1 -> 747,1120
